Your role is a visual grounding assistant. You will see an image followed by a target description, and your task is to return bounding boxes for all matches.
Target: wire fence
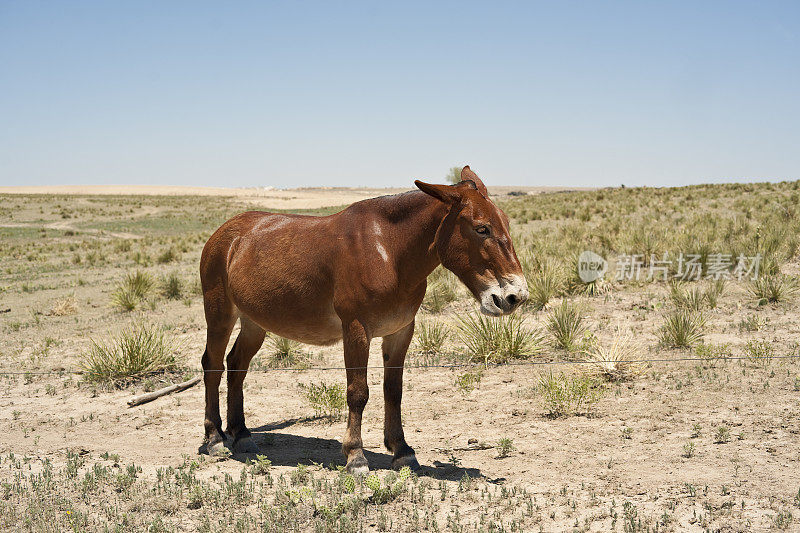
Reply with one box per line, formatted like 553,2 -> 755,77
1,353 -> 799,375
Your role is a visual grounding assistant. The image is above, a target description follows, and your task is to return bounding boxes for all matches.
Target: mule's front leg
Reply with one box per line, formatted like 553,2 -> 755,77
342,319 -> 371,475
382,321 -> 420,470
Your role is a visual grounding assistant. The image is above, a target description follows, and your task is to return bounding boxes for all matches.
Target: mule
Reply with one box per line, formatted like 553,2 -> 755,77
199,166 -> 528,473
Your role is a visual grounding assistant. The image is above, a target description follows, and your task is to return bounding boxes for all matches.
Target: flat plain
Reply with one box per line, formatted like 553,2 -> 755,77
1,181 -> 799,532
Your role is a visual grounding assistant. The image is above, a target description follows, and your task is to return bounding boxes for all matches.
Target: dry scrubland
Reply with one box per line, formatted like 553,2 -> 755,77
1,182 -> 800,532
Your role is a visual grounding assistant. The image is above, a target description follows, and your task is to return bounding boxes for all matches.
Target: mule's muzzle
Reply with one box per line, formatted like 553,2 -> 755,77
479,276 -> 529,316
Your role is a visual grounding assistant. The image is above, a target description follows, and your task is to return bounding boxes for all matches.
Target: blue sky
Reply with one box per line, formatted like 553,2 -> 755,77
1,2 -> 798,188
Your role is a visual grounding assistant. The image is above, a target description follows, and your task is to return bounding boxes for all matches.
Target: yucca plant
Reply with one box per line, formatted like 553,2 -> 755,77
581,335 -> 643,382
160,273 -> 183,300
456,313 -> 545,364
111,288 -> 140,312
669,281 -> 704,311
524,256 -> 564,311
422,267 -> 459,313
414,320 -> 449,354
748,275 -> 799,304
111,270 -> 153,311
265,335 -> 308,368
658,310 -> 706,348
703,279 -> 726,309
547,299 -> 587,352
157,246 -> 180,264
81,322 -> 178,386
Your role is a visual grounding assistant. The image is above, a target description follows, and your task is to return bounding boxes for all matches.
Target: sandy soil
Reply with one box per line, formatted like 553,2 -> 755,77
0,188 -> 798,532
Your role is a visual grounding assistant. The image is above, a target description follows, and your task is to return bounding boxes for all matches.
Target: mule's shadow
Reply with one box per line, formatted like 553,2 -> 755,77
214,418 -> 483,481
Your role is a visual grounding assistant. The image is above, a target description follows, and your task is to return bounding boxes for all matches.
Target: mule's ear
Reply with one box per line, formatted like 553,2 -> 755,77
415,180 -> 461,204
460,165 -> 489,197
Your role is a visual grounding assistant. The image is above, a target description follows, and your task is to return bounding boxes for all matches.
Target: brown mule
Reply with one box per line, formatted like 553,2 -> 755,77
199,166 -> 528,473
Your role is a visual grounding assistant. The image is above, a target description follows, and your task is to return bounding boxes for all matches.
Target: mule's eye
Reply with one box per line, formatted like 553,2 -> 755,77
475,225 -> 490,236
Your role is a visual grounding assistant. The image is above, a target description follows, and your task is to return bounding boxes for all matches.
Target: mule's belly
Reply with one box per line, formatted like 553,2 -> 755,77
238,297 -> 417,344
368,306 -> 418,338
231,287 -> 344,346
257,306 -> 344,346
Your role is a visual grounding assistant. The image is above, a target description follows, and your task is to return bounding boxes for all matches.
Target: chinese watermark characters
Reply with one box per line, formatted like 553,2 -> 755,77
610,252 -> 761,282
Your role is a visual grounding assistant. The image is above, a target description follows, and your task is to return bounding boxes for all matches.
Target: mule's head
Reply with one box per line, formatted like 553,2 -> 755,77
415,166 -> 529,316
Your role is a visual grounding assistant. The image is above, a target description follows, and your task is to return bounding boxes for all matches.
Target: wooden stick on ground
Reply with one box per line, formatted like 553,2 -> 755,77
127,376 -> 201,407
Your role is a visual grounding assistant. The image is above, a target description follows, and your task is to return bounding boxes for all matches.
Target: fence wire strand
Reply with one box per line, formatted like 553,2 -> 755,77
1,353 -> 799,375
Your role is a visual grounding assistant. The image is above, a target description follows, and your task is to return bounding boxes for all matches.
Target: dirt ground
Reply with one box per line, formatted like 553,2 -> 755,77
0,185 -> 799,532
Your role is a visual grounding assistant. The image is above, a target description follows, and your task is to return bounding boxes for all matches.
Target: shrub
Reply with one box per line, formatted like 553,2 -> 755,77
658,310 -> 706,348
547,299 -> 586,351
248,455 -> 272,475
496,438 -> 515,458
299,382 -> 346,420
456,313 -> 545,364
444,166 -> 463,184
582,335 -> 643,382
682,441 -> 696,458
537,371 -> 603,417
743,339 -> 774,367
693,343 -> 731,367
81,322 -> 178,386
737,314 -> 766,332
454,368 -> 482,395
714,426 -> 731,444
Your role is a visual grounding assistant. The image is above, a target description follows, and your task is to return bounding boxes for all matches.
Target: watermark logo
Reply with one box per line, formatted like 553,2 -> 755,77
578,250 -> 608,283
575,251 -> 761,283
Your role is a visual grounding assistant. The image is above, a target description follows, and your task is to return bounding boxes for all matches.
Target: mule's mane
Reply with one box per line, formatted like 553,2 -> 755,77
354,189 -> 435,223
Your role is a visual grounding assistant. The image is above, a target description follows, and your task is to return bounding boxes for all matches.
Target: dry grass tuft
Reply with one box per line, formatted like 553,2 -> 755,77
49,296 -> 78,316
581,335 -> 644,382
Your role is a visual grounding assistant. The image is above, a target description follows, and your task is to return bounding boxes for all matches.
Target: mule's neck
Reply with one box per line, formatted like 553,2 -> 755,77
378,191 -> 449,288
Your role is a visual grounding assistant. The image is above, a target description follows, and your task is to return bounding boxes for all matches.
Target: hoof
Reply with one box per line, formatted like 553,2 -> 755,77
346,455 -> 370,476
233,436 -> 260,455
204,438 -> 231,457
392,453 -> 421,471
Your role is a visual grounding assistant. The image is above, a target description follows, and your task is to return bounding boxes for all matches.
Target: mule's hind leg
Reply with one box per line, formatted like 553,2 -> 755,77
201,295 -> 237,456
225,316 -> 266,454
382,321 -> 420,470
